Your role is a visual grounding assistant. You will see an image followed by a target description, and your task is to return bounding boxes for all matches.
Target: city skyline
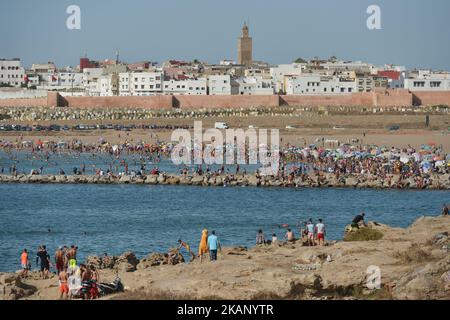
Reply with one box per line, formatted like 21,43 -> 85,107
1,0 -> 450,70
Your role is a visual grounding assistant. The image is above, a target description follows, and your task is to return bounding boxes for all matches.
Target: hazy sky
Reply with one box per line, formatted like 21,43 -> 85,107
1,0 -> 449,70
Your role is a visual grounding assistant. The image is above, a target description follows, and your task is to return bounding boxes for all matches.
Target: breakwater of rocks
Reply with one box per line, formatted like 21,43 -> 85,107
1,173 -> 449,190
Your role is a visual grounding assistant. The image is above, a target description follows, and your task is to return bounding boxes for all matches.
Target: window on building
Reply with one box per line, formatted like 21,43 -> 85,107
414,81 -> 425,87
156,84 -> 160,89
141,85 -> 144,89
134,78 -> 138,82
324,88 -> 327,92
348,88 -> 352,92
430,81 -> 441,88
340,88 -> 345,92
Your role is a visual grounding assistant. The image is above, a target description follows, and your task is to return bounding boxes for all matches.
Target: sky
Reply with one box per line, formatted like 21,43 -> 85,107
1,0 -> 450,70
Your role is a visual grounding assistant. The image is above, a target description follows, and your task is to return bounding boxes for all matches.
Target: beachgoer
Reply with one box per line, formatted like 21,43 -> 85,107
256,229 -> 266,245
80,264 -> 92,300
442,204 -> 449,216
20,249 -> 29,278
306,219 -> 315,246
284,228 -> 295,243
36,245 -> 52,279
55,247 -> 64,275
315,219 -> 326,246
59,267 -> 69,299
351,213 -> 366,229
207,230 -> 221,261
198,229 -> 209,263
67,245 -> 77,270
90,265 -> 99,282
178,239 -> 196,262
271,233 -> 278,246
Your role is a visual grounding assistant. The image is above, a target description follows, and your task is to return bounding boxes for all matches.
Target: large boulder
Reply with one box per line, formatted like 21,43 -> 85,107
114,252 -> 139,272
191,176 -> 204,186
167,248 -> 185,265
137,253 -> 168,269
247,175 -> 260,187
87,255 -> 117,269
145,175 -> 158,184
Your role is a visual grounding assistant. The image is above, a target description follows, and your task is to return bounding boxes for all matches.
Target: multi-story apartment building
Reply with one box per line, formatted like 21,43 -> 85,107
83,68 -> 104,96
404,70 -> 450,91
235,76 -> 274,95
120,71 -> 163,96
208,75 -> 239,95
0,58 -> 25,87
270,63 -> 305,94
163,78 -> 207,95
285,74 -> 357,95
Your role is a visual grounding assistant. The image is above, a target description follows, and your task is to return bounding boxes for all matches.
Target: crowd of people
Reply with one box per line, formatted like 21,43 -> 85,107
2,135 -> 448,179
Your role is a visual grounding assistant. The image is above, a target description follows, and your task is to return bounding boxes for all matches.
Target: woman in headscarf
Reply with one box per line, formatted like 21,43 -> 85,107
198,229 -> 209,263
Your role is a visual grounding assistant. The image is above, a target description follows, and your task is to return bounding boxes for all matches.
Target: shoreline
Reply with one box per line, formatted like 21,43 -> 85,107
2,215 -> 449,300
1,173 -> 449,190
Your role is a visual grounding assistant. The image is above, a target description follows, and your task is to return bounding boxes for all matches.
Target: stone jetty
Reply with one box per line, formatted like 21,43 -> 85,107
0,173 -> 449,190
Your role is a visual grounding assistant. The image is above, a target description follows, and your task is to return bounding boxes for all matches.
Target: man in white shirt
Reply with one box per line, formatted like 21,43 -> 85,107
315,219 -> 326,246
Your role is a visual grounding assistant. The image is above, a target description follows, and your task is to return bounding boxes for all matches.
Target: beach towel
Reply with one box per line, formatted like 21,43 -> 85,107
199,229 -> 209,256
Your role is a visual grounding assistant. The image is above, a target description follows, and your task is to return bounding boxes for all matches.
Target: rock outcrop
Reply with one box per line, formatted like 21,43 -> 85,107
0,273 -> 36,300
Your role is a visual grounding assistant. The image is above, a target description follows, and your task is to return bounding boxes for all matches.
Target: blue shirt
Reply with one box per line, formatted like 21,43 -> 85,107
207,235 -> 219,251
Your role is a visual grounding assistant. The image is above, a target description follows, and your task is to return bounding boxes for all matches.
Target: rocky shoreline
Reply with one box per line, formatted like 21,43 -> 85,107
0,172 -> 449,190
2,215 -> 449,300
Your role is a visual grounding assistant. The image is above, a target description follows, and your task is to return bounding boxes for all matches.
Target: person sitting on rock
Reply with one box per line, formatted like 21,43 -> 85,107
178,239 -> 195,262
351,213 -> 366,229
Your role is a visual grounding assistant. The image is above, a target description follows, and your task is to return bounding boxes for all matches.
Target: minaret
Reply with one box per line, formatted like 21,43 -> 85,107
237,22 -> 253,66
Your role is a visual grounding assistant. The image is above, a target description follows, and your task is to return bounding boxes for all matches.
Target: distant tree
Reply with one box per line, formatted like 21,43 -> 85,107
0,83 -> 13,88
29,85 -> 37,90
294,57 -> 307,64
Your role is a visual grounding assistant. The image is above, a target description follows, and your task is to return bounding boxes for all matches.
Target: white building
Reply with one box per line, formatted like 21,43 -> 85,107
37,71 -> 84,91
163,78 -> 207,95
208,75 -> 238,95
285,74 -> 357,95
83,68 -> 104,96
126,71 -> 163,96
404,70 -> 450,91
96,74 -> 120,96
235,76 -> 274,95
270,63 -> 305,93
0,59 -> 25,87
